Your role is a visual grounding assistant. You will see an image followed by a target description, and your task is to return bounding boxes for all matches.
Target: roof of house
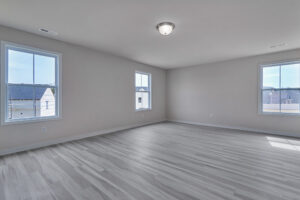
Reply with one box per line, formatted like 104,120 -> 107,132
8,86 -> 48,100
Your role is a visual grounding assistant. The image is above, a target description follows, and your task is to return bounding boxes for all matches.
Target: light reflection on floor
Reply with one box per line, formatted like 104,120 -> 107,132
267,136 -> 300,151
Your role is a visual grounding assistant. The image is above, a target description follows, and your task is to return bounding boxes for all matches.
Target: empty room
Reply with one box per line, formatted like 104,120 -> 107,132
0,0 -> 300,199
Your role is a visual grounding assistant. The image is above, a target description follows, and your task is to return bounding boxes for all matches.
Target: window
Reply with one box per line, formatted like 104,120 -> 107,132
260,62 -> 300,114
135,71 -> 151,111
1,42 -> 61,124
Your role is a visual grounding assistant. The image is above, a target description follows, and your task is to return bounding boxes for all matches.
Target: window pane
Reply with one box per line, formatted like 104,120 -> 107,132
135,73 -> 142,87
281,89 -> 300,113
262,66 -> 280,89
136,92 -> 149,109
281,63 -> 300,88
35,87 -> 56,117
141,74 -> 149,87
262,90 -> 280,113
8,49 -> 33,84
35,55 -> 56,85
7,85 -> 34,119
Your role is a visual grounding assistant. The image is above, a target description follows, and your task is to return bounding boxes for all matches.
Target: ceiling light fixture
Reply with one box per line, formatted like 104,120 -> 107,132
157,22 -> 175,36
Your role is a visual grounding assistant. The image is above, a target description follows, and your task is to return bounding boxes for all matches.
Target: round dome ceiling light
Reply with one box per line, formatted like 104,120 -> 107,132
156,22 -> 175,36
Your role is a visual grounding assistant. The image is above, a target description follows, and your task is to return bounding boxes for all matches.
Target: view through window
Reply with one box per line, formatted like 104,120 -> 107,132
135,72 -> 151,110
2,43 -> 59,123
261,62 -> 300,114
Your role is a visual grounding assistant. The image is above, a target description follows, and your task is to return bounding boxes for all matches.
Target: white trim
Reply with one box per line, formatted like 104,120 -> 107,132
1,41 -> 60,57
0,42 -> 5,125
259,59 -> 300,68
0,120 -> 166,156
168,119 -> 300,138
1,116 -> 62,126
0,41 -> 62,125
135,108 -> 152,112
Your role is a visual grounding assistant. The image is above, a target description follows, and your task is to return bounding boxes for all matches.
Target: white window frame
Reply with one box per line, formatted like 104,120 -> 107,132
135,71 -> 152,111
259,60 -> 300,116
1,41 -> 62,125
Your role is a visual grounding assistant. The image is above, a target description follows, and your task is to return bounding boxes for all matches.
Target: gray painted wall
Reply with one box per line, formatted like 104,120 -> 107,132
0,26 -> 166,152
1,24 -> 300,154
167,49 -> 300,137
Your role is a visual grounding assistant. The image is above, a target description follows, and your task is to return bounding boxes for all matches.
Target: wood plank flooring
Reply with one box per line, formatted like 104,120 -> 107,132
1,122 -> 300,200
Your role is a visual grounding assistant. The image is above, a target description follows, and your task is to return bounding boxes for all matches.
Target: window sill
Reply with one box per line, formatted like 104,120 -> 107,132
259,112 -> 300,117
135,108 -> 152,112
1,116 -> 61,126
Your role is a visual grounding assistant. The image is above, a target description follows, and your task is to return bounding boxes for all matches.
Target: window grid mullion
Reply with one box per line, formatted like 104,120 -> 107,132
33,53 -> 36,117
141,73 -> 143,90
148,76 -> 151,108
33,53 -> 35,84
279,65 -> 282,113
6,48 -> 9,120
7,83 -> 56,88
33,86 -> 36,117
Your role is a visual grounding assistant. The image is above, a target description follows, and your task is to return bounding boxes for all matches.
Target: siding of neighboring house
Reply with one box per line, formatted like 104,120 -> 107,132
40,88 -> 56,117
8,87 -> 55,119
135,86 -> 150,109
136,92 -> 149,109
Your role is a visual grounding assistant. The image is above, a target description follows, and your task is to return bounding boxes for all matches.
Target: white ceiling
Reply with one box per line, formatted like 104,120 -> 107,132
0,0 -> 300,69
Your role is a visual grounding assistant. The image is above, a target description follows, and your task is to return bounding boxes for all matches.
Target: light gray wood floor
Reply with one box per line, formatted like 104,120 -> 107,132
1,122 -> 300,200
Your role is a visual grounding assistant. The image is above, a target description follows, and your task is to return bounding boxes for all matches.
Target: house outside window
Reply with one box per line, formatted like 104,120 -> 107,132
260,61 -> 300,114
1,42 -> 61,124
135,71 -> 151,111
46,101 -> 49,110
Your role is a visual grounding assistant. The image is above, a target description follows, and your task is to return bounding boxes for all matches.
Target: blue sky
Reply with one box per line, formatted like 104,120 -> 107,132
8,49 -> 55,85
263,64 -> 300,89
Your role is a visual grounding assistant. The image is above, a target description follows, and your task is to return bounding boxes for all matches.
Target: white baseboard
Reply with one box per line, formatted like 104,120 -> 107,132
0,120 -> 166,156
168,119 -> 300,138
